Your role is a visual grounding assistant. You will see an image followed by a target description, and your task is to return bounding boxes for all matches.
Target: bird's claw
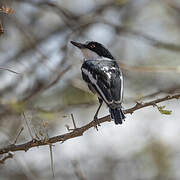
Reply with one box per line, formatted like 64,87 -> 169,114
93,116 -> 101,131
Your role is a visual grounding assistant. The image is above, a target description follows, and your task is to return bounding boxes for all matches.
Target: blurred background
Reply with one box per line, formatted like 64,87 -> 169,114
1,0 -> 180,179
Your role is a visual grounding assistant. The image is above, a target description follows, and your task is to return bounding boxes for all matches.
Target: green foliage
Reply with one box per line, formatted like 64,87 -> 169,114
157,105 -> 172,115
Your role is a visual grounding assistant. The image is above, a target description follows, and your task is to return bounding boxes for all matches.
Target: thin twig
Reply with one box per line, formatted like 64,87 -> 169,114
0,67 -> 21,75
14,127 -> 24,144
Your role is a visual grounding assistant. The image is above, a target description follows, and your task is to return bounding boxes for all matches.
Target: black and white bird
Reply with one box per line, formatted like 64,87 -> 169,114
71,40 -> 125,125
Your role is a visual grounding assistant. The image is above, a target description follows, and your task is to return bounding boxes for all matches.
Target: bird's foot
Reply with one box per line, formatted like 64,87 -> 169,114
93,116 -> 101,131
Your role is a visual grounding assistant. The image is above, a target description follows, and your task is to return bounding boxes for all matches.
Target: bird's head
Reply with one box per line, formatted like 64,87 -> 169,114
71,41 -> 114,60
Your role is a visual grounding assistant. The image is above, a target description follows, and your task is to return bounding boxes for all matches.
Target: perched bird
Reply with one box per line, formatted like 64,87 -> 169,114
71,40 -> 125,125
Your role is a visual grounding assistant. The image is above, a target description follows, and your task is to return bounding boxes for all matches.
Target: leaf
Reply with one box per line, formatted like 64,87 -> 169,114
157,105 -> 172,115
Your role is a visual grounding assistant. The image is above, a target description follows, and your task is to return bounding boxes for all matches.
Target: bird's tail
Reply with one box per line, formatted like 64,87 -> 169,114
109,108 -> 125,125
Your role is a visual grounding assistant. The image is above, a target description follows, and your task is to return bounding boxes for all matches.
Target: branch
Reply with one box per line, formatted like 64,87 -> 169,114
0,152 -> 13,164
0,67 -> 21,75
0,93 -> 180,155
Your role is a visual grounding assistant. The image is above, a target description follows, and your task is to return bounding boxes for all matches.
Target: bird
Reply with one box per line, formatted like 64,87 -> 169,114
71,40 -> 125,126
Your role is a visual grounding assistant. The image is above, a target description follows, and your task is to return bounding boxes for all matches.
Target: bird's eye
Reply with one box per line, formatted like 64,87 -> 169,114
90,44 -> 95,48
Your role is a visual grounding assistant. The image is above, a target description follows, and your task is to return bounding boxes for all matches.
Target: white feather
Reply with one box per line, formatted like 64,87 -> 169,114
81,49 -> 100,60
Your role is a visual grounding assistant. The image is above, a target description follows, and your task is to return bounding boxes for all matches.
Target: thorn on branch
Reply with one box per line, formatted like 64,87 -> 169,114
135,101 -> 143,107
65,113 -> 78,132
71,113 -> 77,129
22,112 -> 34,140
49,144 -> 55,177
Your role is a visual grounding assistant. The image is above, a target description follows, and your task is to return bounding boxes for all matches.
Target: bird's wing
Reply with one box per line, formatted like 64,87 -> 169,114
81,60 -> 123,105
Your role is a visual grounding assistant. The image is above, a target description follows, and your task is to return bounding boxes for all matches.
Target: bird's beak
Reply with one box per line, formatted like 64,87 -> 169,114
70,41 -> 86,49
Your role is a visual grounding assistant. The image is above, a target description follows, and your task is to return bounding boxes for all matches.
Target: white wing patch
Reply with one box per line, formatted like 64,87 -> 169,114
82,67 -> 113,105
120,70 -> 124,103
114,70 -> 123,104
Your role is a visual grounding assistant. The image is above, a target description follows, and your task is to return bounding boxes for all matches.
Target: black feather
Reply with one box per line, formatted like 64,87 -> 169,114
85,41 -> 115,60
109,108 -> 125,124
81,60 -> 123,105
